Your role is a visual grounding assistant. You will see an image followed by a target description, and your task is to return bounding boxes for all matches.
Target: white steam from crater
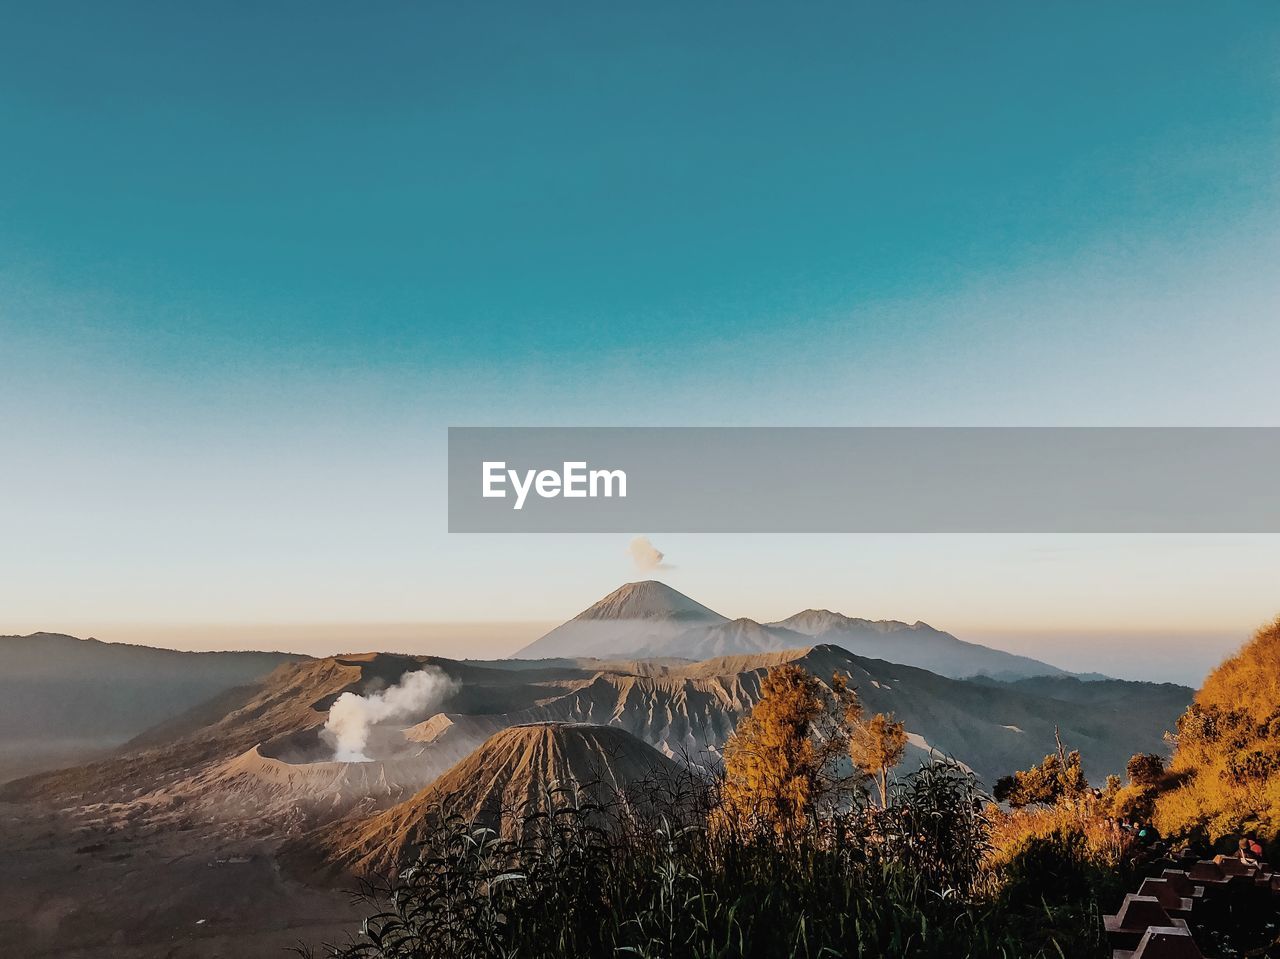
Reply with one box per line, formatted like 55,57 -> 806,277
628,536 -> 673,572
323,668 -> 455,762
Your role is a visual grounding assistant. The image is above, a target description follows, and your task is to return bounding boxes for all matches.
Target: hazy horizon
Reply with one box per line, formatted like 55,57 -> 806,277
7,530 -> 1277,687
7,608 -> 1255,686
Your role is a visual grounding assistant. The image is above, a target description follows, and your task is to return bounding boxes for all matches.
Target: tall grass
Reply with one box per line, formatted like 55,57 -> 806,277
306,760 -> 1110,959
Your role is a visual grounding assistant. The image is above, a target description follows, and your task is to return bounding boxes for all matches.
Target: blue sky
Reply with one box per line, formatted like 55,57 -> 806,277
2,2 -> 1278,681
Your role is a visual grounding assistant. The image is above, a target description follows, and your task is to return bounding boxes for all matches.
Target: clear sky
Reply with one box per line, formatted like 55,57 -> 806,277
1,2 -> 1278,684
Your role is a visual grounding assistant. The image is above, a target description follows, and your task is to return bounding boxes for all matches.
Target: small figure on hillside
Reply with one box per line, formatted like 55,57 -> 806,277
1237,837 -> 1260,866
1245,833 -> 1265,861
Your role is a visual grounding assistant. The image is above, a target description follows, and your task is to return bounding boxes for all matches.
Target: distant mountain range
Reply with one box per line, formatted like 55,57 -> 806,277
0,632 -> 304,782
5,642 -> 1190,819
515,581 -> 1072,681
0,582 -> 1080,786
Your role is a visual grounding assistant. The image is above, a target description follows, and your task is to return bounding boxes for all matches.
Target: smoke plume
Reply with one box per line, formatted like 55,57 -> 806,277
323,667 -> 455,762
628,536 -> 673,572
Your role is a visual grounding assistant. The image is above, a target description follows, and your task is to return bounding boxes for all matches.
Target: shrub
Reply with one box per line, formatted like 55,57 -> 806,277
307,760 -> 1109,959
985,799 -> 1130,956
992,750 -> 1086,809
717,665 -> 853,837
1155,616 -> 1280,842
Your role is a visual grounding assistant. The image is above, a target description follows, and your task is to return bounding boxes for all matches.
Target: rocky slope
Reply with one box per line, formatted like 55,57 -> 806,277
0,653 -> 614,827
290,723 -> 690,877
635,617 -> 809,658
409,645 -> 1189,785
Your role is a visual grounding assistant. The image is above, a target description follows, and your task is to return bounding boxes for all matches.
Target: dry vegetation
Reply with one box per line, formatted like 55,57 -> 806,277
1155,616 -> 1280,842
309,618 -> 1280,959
307,764 -> 1108,959
309,666 -> 1113,958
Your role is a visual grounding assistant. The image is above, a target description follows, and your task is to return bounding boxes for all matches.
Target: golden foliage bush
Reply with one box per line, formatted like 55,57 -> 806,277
986,795 -> 1130,878
849,711 -> 907,808
993,749 -> 1086,808
718,664 -> 849,834
1107,782 -> 1157,821
717,664 -> 916,833
1154,615 -> 1280,842
1197,614 -> 1280,722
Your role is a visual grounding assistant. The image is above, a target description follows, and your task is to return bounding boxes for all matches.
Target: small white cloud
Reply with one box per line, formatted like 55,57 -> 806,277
628,536 -> 673,572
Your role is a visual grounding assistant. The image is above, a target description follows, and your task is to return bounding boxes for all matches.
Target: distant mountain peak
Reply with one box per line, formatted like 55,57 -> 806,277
771,609 -> 943,637
572,581 -> 727,623
512,582 -> 727,659
773,609 -> 879,635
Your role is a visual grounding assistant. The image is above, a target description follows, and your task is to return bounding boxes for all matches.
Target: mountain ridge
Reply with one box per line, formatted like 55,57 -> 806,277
514,583 -> 1070,680
2,641 -> 1192,844
0,632 -> 307,783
